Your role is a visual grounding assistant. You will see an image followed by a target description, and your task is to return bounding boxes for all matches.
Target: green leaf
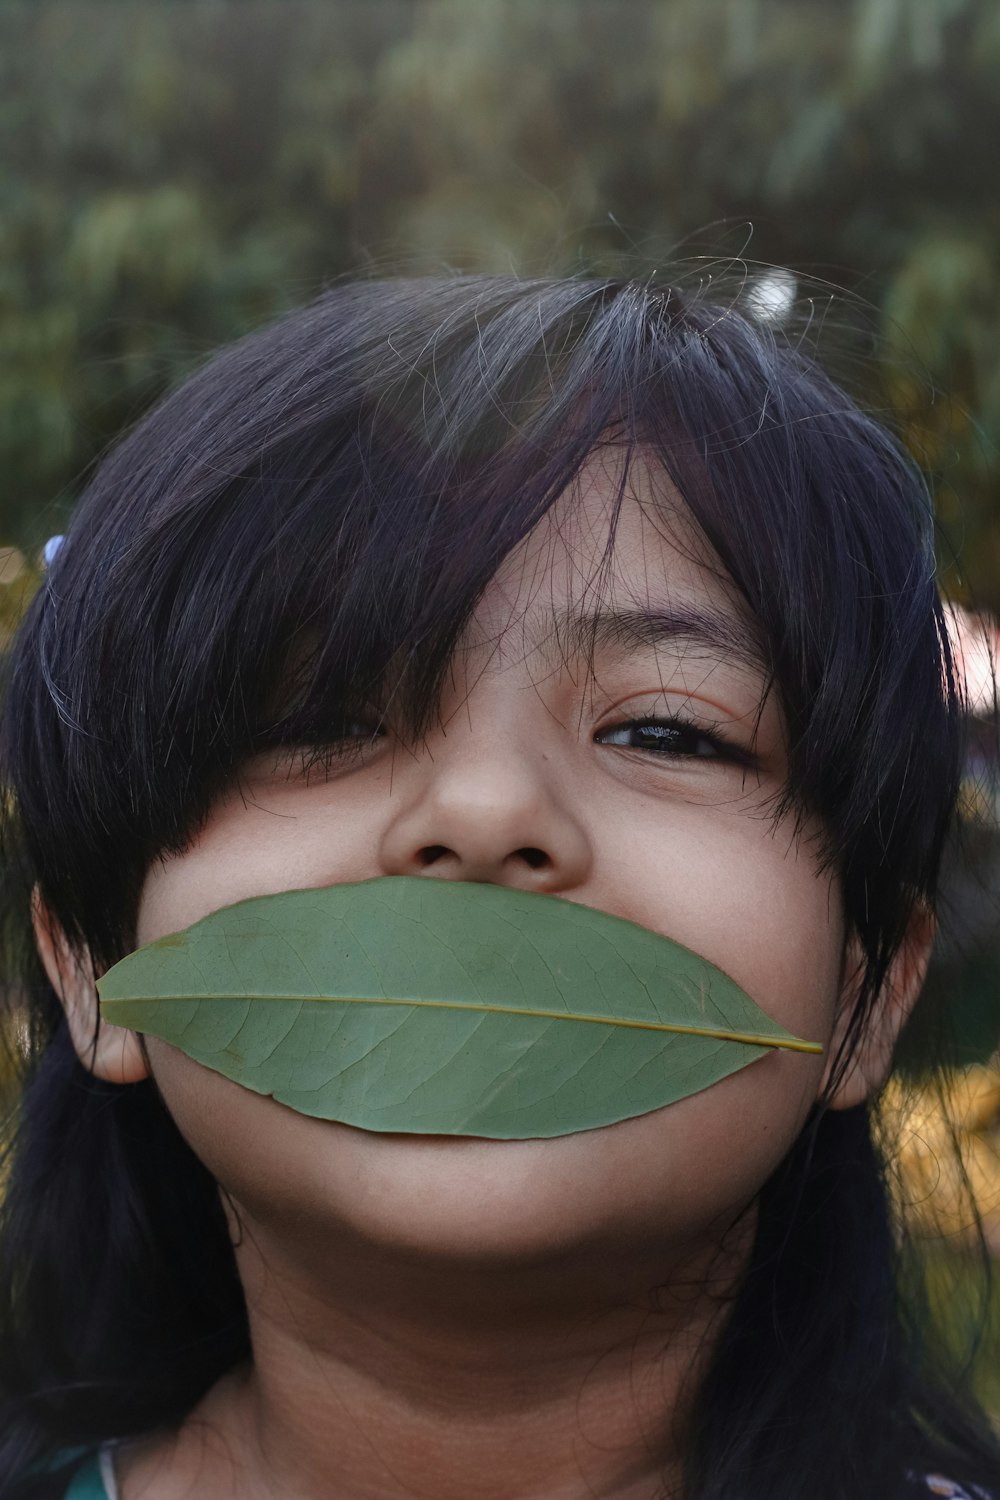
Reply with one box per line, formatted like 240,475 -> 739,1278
98,877 -> 821,1139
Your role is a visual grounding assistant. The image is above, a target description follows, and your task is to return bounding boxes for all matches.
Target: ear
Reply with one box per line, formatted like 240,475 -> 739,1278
32,888 -> 149,1085
822,902 -> 935,1111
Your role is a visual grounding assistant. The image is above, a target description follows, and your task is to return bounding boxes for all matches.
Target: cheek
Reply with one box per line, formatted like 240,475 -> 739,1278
598,795 -> 845,1050
135,792 -> 383,946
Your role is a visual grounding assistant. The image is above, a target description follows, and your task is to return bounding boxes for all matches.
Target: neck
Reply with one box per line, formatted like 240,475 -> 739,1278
125,1206 -> 752,1500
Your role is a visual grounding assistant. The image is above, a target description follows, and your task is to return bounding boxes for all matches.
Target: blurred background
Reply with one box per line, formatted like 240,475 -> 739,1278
2,0 -> 1000,1413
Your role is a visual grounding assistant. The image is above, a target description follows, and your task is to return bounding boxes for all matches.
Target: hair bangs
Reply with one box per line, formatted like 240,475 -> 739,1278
11,280 -> 642,960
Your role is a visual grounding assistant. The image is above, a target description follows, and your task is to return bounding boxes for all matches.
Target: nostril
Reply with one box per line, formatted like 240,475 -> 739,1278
418,845 -> 451,867
414,845 -> 551,872
515,847 -> 550,870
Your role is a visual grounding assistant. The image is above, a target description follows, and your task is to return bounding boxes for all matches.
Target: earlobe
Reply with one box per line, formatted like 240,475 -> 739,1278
823,903 -> 936,1111
31,888 -> 149,1085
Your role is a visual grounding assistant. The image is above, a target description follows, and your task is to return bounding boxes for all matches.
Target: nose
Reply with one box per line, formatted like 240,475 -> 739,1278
378,741 -> 592,893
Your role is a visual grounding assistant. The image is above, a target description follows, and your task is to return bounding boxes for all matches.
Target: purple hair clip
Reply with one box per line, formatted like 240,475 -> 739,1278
42,535 -> 65,569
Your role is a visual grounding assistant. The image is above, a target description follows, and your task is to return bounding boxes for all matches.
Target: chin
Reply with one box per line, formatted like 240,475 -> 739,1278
313,1122 -> 609,1265
294,1118 -> 756,1293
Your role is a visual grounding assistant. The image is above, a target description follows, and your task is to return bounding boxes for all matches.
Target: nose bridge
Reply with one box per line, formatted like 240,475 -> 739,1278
378,710 -> 592,890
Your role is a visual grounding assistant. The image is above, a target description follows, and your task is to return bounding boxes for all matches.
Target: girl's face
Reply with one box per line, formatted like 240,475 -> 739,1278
133,453 -> 847,1270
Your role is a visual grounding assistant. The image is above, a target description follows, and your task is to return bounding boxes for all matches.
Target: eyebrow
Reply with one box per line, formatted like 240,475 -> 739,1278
537,605 -> 770,678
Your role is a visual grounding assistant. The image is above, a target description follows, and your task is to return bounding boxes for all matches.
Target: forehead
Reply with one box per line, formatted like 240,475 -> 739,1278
465,447 -> 751,659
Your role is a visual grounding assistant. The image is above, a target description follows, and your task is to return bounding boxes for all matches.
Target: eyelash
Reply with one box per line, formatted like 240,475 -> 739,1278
594,714 -> 755,766
268,721 -> 385,778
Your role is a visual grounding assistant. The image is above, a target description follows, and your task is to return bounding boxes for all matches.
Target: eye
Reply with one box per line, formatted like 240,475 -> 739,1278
258,717 -> 389,782
302,717 -> 386,759
595,716 -> 749,763
332,717 -> 386,744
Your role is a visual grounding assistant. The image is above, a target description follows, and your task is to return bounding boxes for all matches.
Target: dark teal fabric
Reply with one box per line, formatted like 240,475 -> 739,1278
3,1452 -> 105,1500
62,1452 -> 109,1499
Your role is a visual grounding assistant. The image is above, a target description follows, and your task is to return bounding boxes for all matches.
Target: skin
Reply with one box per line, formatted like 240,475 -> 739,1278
38,452 -> 932,1500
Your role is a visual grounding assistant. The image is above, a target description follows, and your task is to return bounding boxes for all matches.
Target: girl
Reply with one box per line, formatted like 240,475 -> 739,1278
0,273 -> 998,1500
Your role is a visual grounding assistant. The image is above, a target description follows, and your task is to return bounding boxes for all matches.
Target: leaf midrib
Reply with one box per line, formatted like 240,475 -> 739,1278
102,991 -> 823,1054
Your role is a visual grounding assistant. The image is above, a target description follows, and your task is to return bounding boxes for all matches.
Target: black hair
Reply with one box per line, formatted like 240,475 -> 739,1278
1,274 -> 998,1496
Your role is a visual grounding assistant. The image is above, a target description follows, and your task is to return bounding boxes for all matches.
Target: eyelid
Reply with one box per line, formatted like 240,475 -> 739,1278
593,685 -> 747,735
595,685 -> 745,724
267,731 -> 386,783
258,709 -> 387,746
248,714 -> 388,771
295,718 -> 388,753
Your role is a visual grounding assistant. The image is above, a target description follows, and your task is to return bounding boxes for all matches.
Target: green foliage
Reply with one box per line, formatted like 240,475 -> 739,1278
0,1 -> 412,536
2,0 -> 1000,593
915,1243 -> 1000,1426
